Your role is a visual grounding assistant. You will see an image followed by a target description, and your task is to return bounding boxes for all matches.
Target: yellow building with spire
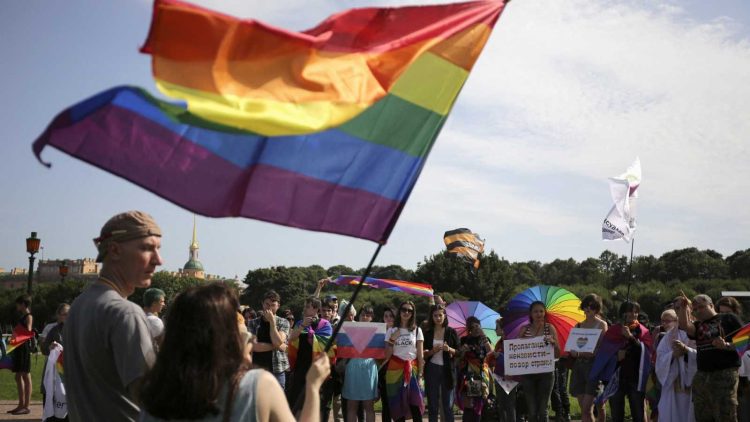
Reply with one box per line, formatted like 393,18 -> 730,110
180,215 -> 205,279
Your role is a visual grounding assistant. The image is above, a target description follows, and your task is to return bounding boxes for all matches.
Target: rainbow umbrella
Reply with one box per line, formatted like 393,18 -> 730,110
446,301 -> 501,346
731,322 -> 750,356
503,285 -> 585,351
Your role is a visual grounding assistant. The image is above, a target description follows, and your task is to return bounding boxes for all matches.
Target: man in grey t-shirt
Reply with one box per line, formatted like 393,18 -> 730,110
64,211 -> 163,422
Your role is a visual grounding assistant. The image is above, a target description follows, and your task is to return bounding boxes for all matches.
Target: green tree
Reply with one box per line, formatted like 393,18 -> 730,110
241,265 -> 327,312
414,250 -> 514,311
539,258 -> 580,285
659,248 -> 729,281
727,249 -> 750,279
599,250 -> 629,286
326,265 -> 355,277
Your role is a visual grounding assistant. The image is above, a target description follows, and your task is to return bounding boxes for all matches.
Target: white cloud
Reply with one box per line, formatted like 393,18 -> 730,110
411,0 -> 750,229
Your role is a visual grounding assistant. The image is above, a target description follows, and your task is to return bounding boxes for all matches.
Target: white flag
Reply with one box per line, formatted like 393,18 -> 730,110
602,158 -> 641,242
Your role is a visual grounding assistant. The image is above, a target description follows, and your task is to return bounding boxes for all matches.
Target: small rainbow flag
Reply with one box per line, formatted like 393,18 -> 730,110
0,328 -> 35,371
731,322 -> 750,356
33,0 -> 508,243
336,322 -> 386,359
333,275 -> 433,297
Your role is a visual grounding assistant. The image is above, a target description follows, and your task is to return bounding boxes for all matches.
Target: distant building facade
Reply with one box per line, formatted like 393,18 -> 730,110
37,258 -> 99,281
0,258 -> 99,290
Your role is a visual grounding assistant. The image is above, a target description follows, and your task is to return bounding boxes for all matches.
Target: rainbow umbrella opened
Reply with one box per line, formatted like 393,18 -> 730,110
446,301 -> 501,345
502,285 -> 585,350
33,0 -> 509,244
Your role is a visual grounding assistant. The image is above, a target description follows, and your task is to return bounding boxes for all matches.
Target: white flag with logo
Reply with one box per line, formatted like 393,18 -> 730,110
602,158 -> 641,242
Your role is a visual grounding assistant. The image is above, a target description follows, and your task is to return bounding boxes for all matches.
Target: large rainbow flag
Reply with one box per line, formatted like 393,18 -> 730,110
333,275 -> 433,297
33,0 -> 508,242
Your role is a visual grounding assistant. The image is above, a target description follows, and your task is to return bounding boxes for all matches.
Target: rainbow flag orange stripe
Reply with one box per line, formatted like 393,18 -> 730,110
34,0 -> 507,243
141,0 -> 503,136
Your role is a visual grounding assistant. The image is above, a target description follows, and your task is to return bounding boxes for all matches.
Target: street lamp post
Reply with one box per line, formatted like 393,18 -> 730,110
25,232 -> 41,295
59,260 -> 69,283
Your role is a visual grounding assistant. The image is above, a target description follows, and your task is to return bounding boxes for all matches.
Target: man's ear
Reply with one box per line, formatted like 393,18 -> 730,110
108,241 -> 122,261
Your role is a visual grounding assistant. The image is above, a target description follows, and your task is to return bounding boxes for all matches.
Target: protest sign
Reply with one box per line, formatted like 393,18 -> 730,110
564,328 -> 602,354
503,337 -> 555,376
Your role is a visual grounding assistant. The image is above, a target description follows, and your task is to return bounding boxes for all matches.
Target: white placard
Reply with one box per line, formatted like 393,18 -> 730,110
503,337 -> 555,375
563,328 -> 602,353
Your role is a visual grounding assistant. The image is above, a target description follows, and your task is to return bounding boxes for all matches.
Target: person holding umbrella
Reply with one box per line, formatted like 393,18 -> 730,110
456,316 -> 493,422
423,304 -> 460,422
518,301 -> 561,422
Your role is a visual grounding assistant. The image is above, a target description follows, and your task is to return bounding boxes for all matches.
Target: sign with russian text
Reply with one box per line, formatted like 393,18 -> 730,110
564,328 -> 602,354
503,337 -> 555,375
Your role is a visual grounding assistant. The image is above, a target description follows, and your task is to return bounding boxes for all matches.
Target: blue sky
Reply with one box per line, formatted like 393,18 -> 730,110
1,0 -> 748,280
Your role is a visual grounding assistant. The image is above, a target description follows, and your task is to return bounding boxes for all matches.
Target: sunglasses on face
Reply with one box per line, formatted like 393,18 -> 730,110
400,308 -> 414,314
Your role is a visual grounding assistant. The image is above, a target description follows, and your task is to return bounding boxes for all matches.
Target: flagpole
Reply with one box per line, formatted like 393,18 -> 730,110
325,243 -> 384,352
291,243 -> 384,415
625,237 -> 635,302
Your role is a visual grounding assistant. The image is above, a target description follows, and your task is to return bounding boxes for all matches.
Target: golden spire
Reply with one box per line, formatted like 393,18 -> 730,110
190,214 -> 199,251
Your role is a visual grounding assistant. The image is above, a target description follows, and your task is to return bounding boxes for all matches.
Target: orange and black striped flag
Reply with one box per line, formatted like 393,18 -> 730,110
443,228 -> 485,270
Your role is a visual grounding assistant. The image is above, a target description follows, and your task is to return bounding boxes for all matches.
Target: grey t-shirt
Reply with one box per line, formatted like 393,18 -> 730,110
139,369 -> 261,422
63,283 -> 155,422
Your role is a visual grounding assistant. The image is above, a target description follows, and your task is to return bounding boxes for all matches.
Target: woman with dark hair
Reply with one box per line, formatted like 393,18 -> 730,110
423,304 -> 460,422
385,301 -> 425,422
8,295 -> 34,415
456,316 -> 493,422
139,283 -> 330,422
569,294 -> 608,422
518,301 -> 560,422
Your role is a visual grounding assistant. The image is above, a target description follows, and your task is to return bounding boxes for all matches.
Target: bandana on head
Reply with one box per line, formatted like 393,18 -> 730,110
94,211 -> 162,262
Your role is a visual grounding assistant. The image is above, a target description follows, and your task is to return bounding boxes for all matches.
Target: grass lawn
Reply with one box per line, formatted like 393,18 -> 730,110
0,354 -> 44,401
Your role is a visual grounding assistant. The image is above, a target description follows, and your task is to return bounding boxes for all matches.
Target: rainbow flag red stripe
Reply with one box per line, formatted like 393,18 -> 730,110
333,275 -> 433,297
33,0 -> 507,243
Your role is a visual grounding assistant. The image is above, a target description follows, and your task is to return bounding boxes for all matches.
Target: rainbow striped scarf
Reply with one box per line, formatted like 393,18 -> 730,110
385,356 -> 425,420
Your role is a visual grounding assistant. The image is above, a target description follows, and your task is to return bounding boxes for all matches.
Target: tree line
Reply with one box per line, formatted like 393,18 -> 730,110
240,247 -> 750,324
1,246 -> 748,332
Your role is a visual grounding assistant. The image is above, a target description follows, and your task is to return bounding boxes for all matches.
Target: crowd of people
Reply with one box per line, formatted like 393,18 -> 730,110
5,210 -> 750,422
